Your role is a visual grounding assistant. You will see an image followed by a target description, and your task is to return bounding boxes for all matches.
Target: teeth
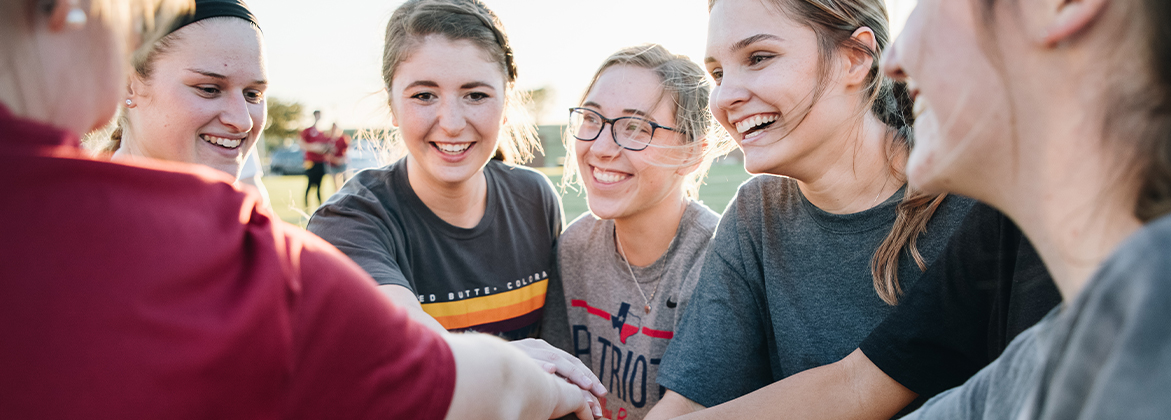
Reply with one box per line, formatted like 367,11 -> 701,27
912,97 -> 928,119
435,142 -> 472,154
201,135 -> 243,149
592,167 -> 629,184
735,114 -> 779,134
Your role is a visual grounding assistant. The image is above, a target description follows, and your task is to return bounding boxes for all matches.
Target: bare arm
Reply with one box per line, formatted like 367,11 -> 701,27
645,390 -> 706,420
671,349 -> 916,420
379,284 -> 607,398
443,333 -> 601,420
378,284 -> 448,334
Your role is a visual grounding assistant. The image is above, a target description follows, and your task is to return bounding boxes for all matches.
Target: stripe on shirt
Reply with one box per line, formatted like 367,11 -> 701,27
422,279 -> 548,330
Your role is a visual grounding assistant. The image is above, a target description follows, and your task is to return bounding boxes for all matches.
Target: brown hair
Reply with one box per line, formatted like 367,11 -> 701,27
710,0 -> 946,305
562,44 -> 735,198
381,0 -> 538,165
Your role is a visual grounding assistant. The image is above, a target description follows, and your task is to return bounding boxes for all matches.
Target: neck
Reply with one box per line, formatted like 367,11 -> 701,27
991,83 -> 1143,302
406,155 -> 488,229
613,192 -> 689,267
796,114 -> 905,214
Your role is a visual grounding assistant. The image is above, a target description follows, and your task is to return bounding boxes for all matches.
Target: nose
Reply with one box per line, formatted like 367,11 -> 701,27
881,31 -> 908,82
436,97 -> 467,136
586,122 -> 623,159
220,92 -> 254,134
711,72 -> 750,112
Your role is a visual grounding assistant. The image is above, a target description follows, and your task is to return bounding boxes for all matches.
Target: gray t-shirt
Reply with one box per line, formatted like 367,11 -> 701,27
546,200 -> 719,420
306,158 -> 562,340
905,213 -> 1171,420
657,175 -> 972,407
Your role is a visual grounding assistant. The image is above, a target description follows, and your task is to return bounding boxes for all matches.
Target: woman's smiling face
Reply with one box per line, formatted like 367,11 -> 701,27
705,0 -> 866,178
389,35 -> 506,187
127,18 -> 267,179
882,0 -> 1012,196
575,65 -> 691,221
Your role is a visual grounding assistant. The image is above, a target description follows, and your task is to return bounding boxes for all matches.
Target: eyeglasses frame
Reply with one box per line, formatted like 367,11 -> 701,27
568,107 -> 678,151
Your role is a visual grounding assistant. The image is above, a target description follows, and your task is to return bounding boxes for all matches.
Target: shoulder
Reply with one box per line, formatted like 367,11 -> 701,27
1085,215 -> 1171,306
486,160 -> 557,193
560,212 -> 606,250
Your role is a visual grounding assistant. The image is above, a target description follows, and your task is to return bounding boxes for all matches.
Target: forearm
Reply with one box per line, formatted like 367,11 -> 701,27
444,333 -> 587,420
378,284 -> 447,334
674,350 -> 916,420
645,391 -> 705,420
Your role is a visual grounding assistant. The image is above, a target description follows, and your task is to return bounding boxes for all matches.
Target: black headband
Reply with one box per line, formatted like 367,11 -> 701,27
168,0 -> 259,35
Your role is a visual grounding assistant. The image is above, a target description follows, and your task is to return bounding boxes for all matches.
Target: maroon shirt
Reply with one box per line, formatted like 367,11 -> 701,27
0,106 -> 455,419
301,126 -> 330,163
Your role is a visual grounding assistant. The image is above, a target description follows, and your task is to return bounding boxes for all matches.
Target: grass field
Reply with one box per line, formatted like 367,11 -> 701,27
264,162 -> 753,227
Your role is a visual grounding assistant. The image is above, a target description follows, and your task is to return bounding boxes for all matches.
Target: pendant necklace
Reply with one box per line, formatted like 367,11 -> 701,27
615,228 -> 661,314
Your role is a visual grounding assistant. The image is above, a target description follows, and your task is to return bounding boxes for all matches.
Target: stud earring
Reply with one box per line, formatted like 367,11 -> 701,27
64,1 -> 86,30
125,99 -> 135,108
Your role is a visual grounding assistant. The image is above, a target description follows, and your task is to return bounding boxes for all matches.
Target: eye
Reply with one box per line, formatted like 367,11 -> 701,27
410,92 -> 436,101
244,89 -> 264,104
582,112 -> 600,125
708,68 -> 723,85
466,91 -> 490,101
195,85 -> 221,97
748,53 -> 774,66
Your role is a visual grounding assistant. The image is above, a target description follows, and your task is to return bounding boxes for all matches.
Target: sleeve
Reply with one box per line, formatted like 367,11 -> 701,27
655,198 -> 775,408
859,203 -> 1008,398
1035,227 -> 1171,420
282,231 -> 456,420
307,192 -> 413,291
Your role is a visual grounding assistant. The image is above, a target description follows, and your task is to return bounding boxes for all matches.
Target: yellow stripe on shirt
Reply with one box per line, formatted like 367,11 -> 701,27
422,279 -> 548,330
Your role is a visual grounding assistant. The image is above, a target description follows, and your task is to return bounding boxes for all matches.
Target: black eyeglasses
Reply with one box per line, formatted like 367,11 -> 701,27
568,107 -> 677,151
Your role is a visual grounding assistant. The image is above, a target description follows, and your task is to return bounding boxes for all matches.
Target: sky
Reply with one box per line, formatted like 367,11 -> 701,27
248,0 -> 919,129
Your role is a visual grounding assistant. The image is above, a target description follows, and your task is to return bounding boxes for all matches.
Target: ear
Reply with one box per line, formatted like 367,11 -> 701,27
1040,0 -> 1109,46
126,74 -> 146,105
842,27 -> 878,87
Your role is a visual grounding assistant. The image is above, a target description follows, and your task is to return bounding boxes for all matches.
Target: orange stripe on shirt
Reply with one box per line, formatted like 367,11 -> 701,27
422,280 -> 548,330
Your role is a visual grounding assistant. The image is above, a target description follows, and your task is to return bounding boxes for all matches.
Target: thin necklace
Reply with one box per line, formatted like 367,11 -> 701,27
615,228 -> 661,314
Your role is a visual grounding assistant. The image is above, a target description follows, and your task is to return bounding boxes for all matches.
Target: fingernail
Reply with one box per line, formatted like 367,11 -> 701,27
594,383 -> 607,395
542,362 -> 556,372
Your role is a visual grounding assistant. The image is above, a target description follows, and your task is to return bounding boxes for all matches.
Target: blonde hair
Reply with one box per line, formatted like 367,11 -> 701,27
379,0 -> 538,165
562,44 -> 734,199
709,0 -> 946,305
0,0 -> 191,124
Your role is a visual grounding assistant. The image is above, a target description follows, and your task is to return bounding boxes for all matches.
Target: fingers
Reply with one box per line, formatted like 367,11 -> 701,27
511,339 -> 607,398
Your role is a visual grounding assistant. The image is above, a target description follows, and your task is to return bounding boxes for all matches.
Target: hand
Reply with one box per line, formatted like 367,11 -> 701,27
549,374 -> 603,420
510,338 -> 607,398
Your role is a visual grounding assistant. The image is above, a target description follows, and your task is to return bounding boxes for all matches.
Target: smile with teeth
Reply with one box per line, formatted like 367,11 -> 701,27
734,114 -> 779,135
201,134 -> 244,149
433,142 -> 472,155
592,166 -> 630,184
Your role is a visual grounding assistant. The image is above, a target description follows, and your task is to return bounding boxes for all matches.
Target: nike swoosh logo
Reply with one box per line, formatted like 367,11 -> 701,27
666,298 -> 677,308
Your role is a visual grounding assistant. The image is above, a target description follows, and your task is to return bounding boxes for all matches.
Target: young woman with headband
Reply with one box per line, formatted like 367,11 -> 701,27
545,44 -> 730,420
647,0 -> 974,416
102,0 -> 264,181
307,0 -> 607,399
0,0 -> 598,418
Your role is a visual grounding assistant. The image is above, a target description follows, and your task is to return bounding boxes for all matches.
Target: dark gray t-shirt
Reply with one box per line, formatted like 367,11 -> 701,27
905,213 -> 1171,420
546,200 -> 719,420
657,175 -> 972,407
306,159 -> 562,340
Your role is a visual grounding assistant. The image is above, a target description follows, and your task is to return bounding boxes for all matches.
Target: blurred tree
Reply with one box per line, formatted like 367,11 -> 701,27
264,97 -> 304,153
523,86 -> 553,125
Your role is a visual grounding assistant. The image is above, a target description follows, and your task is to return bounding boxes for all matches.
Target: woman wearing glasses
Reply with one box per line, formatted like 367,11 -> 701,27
306,0 -> 606,399
544,44 -> 729,420
646,0 -> 973,417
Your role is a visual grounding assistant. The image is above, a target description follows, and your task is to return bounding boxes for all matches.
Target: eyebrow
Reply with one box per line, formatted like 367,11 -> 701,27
403,80 -> 497,90
706,33 -> 783,64
186,68 -> 267,86
581,102 -> 651,118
